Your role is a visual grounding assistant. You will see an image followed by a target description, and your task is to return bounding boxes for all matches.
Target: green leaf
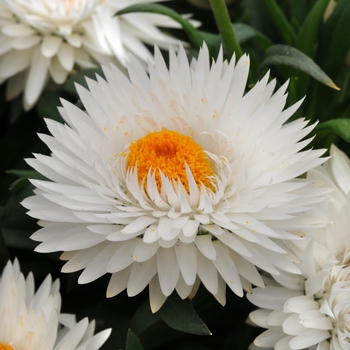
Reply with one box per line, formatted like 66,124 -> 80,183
296,0 -> 329,58
130,300 -> 162,335
8,178 -> 30,193
36,91 -> 64,123
263,0 -> 296,45
64,68 -> 105,97
6,169 -> 43,179
125,329 -> 144,350
318,0 -> 350,78
261,44 -> 340,90
288,1 -> 312,27
130,299 -> 183,349
160,293 -> 211,336
6,169 -> 45,193
315,119 -> 350,142
232,23 -> 272,50
115,4 -> 206,50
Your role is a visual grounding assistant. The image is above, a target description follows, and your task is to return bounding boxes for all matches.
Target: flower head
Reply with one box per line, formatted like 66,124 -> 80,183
248,145 -> 350,350
22,44 -> 326,312
0,0 -> 185,109
0,259 -> 111,350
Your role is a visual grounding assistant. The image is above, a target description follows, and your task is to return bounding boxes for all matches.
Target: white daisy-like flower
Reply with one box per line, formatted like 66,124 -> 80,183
0,0 -> 188,110
22,44 -> 326,312
248,145 -> 350,350
0,259 -> 111,350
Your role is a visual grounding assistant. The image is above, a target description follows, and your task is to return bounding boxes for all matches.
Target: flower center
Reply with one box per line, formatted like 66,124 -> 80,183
0,344 -> 13,350
127,130 -> 215,192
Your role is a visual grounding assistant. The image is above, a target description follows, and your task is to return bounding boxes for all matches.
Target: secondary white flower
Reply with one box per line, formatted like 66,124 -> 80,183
0,259 -> 111,350
0,0 -> 186,110
248,145 -> 350,350
22,44 -> 326,312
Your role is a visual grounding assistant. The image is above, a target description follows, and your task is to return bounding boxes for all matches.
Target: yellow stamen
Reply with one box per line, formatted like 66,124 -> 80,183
0,343 -> 13,350
127,130 -> 215,192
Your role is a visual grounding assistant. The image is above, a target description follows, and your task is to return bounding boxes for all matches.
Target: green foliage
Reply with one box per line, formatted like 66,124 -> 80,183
263,0 -> 296,45
233,23 -> 272,50
315,119 -> 350,143
125,329 -> 144,350
160,293 -> 211,336
261,44 -> 339,90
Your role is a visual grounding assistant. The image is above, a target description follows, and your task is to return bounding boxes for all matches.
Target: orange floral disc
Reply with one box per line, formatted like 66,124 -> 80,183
0,343 -> 13,350
127,130 -> 215,192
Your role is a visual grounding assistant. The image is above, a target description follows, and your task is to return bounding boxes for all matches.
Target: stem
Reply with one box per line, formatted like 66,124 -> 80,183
208,0 -> 243,59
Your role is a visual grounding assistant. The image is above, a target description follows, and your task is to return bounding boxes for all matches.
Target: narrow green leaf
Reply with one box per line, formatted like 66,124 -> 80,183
64,68 -> 105,97
6,169 -> 43,179
160,293 -> 211,336
296,0 -> 329,58
261,44 -> 340,90
288,1 -> 311,26
294,0 -> 330,99
115,4 -> 205,49
315,119 -> 350,142
7,169 -> 45,193
263,0 -> 296,45
318,0 -> 350,77
9,178 -> 30,193
233,23 -> 272,50
125,329 -> 144,350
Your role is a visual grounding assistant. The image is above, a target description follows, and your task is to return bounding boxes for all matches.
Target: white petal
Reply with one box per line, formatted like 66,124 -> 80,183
254,327 -> 286,347
247,286 -> 302,310
174,241 -> 197,285
106,266 -> 132,297
2,23 -> 36,36
24,46 -> 49,108
149,275 -> 167,313
12,35 -> 41,49
42,35 -> 63,57
182,220 -> 199,237
288,329 -> 330,349
249,309 -> 271,328
127,257 -> 157,296
156,247 -> 180,296
195,235 -> 217,260
0,48 -> 33,79
107,239 -> 139,273
196,249 -> 218,295
213,241 -> 243,296
57,42 -> 75,71
133,240 -> 159,262
49,56 -> 70,84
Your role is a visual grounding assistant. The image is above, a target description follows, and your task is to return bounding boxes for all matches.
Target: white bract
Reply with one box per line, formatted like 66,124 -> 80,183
248,145 -> 350,350
0,0 -> 184,109
23,44 -> 326,312
0,259 -> 111,350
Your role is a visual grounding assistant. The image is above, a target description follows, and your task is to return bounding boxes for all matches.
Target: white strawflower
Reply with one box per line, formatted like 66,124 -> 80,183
248,145 -> 350,350
22,44 -> 326,312
0,259 -> 111,350
0,0 -> 187,110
